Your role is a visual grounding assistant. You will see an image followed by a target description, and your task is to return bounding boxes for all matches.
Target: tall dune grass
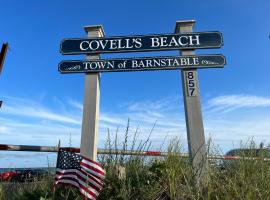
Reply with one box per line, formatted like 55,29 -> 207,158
1,124 -> 270,200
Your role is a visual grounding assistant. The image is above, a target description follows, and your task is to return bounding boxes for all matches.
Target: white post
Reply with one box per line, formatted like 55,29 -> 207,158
175,20 -> 207,183
80,25 -> 105,161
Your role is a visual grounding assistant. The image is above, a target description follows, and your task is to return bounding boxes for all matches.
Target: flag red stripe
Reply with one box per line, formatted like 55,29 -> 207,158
55,172 -> 102,192
55,176 -> 98,199
82,156 -> 103,167
56,169 -> 102,190
81,159 -> 106,174
80,162 -> 106,178
56,168 -> 103,185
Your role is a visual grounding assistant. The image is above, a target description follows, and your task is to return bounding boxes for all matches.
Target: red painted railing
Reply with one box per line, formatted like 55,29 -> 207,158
1,144 -> 270,161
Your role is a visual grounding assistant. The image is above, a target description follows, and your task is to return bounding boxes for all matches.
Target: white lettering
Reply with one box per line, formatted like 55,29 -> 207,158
107,61 -> 115,69
153,59 -> 161,67
160,59 -> 167,67
83,62 -> 90,69
132,60 -> 138,68
125,39 -> 133,49
138,60 -> 145,68
160,37 -> 168,47
117,39 -> 126,49
89,40 -> 100,50
150,37 -> 160,47
80,41 -> 90,51
99,40 -> 109,49
167,58 -> 174,66
193,58 -> 199,65
172,59 -> 180,66
168,37 -> 179,47
146,59 -> 152,67
180,58 -> 188,65
178,36 -> 189,46
110,40 -> 118,49
90,62 -> 98,69
97,62 -> 106,69
189,35 -> 200,45
134,38 -> 142,48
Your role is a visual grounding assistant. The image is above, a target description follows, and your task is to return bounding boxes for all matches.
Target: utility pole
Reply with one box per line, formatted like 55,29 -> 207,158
0,43 -> 8,75
0,42 -> 9,109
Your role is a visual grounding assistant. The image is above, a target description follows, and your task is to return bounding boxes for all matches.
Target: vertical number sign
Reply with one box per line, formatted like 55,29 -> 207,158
186,71 -> 197,96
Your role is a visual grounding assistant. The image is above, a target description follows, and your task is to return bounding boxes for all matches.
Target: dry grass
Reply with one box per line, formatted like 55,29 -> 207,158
1,124 -> 270,200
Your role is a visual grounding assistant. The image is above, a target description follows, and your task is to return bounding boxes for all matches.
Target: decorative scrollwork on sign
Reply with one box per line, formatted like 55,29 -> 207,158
201,60 -> 218,65
67,65 -> 81,70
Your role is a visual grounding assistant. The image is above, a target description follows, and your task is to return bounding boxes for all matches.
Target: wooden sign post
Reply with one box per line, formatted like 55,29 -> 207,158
175,20 -> 207,184
80,25 -> 105,161
0,43 -> 9,75
0,43 -> 9,109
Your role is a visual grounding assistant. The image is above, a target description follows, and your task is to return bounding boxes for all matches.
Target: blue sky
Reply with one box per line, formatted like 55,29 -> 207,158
0,0 -> 270,168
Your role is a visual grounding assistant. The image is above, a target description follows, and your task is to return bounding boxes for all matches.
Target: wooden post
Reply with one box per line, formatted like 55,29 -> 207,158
0,43 -> 9,75
80,25 -> 105,161
175,20 -> 207,183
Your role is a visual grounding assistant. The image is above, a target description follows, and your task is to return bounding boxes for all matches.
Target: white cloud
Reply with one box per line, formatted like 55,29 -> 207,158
1,93 -> 270,168
207,95 -> 270,113
0,126 -> 9,134
126,96 -> 181,112
1,95 -> 185,151
68,99 -> 83,110
99,113 -> 126,125
1,96 -> 81,125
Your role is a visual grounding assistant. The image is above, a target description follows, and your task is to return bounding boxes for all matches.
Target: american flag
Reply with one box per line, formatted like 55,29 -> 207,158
55,148 -> 106,200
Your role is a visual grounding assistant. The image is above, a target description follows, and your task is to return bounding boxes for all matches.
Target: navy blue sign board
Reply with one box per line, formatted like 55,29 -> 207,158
58,55 -> 226,74
60,32 -> 223,55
